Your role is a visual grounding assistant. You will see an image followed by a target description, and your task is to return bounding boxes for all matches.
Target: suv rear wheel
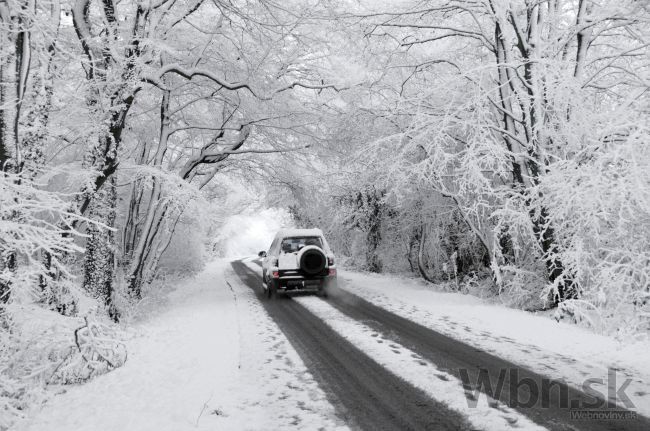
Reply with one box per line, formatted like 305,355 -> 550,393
266,278 -> 278,299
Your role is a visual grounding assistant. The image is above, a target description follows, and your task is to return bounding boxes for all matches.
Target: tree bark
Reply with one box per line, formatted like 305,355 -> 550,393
574,0 -> 593,80
417,225 -> 435,283
496,3 -> 577,304
82,174 -> 118,319
125,88 -> 171,297
13,0 -> 33,172
0,56 -> 7,167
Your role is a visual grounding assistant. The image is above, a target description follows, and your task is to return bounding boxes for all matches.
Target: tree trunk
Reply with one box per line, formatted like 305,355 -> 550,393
0,251 -> 15,304
366,223 -> 382,273
0,5 -> 6,167
574,0 -> 593,80
532,207 -> 577,305
406,230 -> 419,273
125,89 -> 171,297
496,5 -> 577,304
82,175 -> 118,319
417,225 -> 435,283
127,199 -> 169,299
364,193 -> 382,273
13,0 -> 35,173
0,59 -> 7,166
142,209 -> 183,286
121,141 -> 150,261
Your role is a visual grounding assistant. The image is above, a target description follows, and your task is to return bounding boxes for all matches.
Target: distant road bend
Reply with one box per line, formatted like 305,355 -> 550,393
231,259 -> 649,431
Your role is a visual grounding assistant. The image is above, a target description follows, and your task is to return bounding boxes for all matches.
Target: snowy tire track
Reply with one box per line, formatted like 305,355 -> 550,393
231,260 -> 475,431
238,258 -> 650,431
224,265 -> 349,431
292,295 -> 547,431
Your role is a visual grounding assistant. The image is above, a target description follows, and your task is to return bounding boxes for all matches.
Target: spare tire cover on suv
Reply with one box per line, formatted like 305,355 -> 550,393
298,245 -> 326,275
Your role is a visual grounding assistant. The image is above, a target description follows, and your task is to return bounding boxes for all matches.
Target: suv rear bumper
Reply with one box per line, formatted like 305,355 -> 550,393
276,273 -> 336,292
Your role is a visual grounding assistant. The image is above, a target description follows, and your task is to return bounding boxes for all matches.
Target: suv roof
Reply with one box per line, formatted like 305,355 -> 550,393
271,228 -> 332,254
273,228 -> 325,239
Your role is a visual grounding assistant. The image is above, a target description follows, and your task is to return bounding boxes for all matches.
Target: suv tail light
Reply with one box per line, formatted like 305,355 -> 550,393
272,270 -> 279,279
327,256 -> 334,266
328,268 -> 336,276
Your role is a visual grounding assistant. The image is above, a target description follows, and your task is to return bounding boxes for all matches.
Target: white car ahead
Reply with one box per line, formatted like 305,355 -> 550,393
258,228 -> 337,298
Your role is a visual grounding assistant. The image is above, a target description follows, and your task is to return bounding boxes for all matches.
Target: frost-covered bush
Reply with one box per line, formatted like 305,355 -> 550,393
52,315 -> 127,384
541,114 -> 650,335
0,172 -> 83,305
1,173 -> 127,428
1,304 -> 126,428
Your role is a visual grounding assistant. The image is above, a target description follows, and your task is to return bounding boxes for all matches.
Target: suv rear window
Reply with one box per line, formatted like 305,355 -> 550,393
280,236 -> 323,253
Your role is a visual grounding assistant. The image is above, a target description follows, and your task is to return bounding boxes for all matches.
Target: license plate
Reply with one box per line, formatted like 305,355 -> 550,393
287,280 -> 320,288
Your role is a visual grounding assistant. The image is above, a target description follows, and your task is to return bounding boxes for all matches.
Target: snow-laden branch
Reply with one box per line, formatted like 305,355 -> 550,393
142,64 -> 259,96
0,172 -> 88,302
274,82 -> 351,94
200,144 -> 310,157
71,0 -> 102,79
375,22 -> 495,50
178,124 -> 311,180
142,65 -> 352,99
179,127 -> 249,180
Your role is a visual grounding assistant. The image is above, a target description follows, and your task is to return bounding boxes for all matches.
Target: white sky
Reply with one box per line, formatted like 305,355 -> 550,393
216,207 -> 293,258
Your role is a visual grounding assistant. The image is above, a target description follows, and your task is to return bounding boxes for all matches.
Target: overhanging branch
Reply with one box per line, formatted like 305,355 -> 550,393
201,144 -> 310,158
143,64 -> 260,96
142,65 -> 352,100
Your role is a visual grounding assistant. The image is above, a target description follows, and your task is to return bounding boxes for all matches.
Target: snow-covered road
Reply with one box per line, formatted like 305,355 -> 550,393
16,259 -> 650,431
234,258 -> 649,431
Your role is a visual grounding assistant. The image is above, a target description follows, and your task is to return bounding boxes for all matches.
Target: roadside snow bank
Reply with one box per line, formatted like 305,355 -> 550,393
337,270 -> 650,417
16,260 -> 345,431
1,289 -> 126,430
15,260 -> 239,431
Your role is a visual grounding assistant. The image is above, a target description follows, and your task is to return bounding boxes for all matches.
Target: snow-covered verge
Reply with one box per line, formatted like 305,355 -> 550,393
1,288 -> 126,431
337,269 -> 650,418
13,260 -> 346,431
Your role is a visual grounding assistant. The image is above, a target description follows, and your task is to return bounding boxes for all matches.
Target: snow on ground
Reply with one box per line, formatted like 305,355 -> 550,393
336,270 -> 650,418
223,262 -> 348,431
15,260 -> 346,431
293,296 -> 547,431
